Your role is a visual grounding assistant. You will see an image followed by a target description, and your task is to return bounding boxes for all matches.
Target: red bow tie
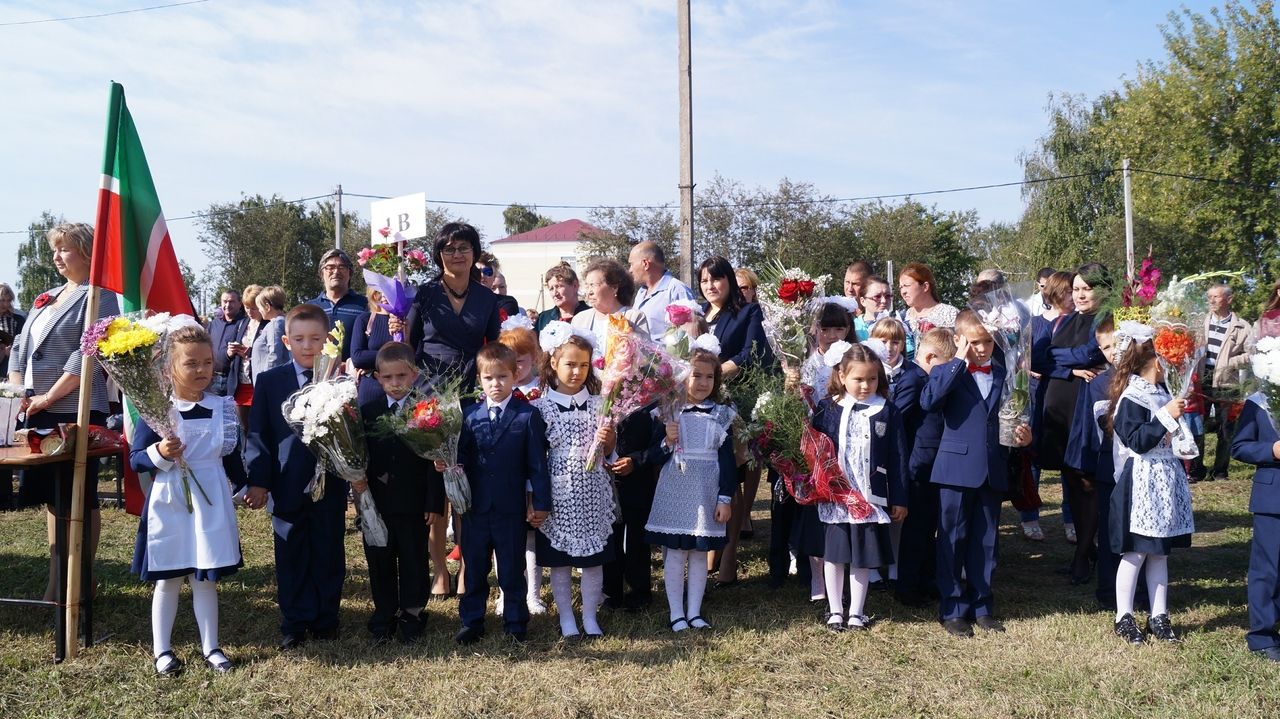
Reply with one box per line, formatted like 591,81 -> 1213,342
968,363 -> 992,374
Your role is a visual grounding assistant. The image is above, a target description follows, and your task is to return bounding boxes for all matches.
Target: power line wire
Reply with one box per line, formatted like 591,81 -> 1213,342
0,0 -> 209,27
1129,167 -> 1278,192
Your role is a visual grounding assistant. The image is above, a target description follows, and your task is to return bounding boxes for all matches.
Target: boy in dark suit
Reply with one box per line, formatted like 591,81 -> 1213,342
361,342 -> 444,643
603,406 -> 660,610
895,328 -> 955,607
920,311 -> 1030,637
1231,389 -> 1280,662
244,303 -> 349,650
437,342 -> 551,644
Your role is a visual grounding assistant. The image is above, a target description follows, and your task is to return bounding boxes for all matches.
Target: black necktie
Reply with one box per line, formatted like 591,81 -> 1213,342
489,406 -> 502,424
852,403 -> 868,411
302,369 -> 313,383
390,401 -> 401,414
683,405 -> 713,414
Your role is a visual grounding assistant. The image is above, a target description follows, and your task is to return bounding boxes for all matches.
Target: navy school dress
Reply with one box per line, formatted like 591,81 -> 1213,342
1032,311 -> 1104,471
644,402 -> 739,552
1109,377 -> 1195,556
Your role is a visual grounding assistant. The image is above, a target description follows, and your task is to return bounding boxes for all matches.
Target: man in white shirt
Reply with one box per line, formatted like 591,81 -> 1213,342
629,241 -> 694,341
1027,267 -> 1055,319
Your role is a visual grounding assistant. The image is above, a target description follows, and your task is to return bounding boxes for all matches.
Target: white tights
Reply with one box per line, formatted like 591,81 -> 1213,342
663,548 -> 708,623
152,576 -> 219,659
824,562 -> 871,626
549,565 -> 604,636
809,556 -> 826,600
525,531 -> 542,601
1115,551 -> 1169,622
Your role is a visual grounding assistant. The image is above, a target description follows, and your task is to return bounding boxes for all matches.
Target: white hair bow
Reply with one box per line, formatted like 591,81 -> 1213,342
823,340 -> 853,368
500,314 -> 534,333
1115,319 -> 1154,359
691,333 -> 721,356
861,338 -> 890,363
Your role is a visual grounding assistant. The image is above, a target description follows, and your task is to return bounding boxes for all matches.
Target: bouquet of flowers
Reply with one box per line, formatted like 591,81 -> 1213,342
746,387 -> 872,518
82,312 -> 210,512
374,378 -> 471,513
1111,253 -> 1162,324
587,320 -> 689,471
658,299 -> 703,360
970,287 -> 1032,446
283,325 -> 387,546
1250,336 -> 1280,411
359,241 -> 427,343
756,261 -> 830,368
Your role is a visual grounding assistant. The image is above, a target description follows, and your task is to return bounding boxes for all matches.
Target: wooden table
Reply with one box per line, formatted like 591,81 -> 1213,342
0,445 -> 116,663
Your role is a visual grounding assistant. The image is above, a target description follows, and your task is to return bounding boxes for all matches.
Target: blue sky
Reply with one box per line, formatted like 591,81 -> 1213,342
0,0 -> 1223,297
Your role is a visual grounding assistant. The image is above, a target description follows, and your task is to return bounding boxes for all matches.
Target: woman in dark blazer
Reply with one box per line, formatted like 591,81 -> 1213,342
698,255 -> 773,587
406,223 -> 501,393
1031,262 -> 1108,584
7,223 -> 118,600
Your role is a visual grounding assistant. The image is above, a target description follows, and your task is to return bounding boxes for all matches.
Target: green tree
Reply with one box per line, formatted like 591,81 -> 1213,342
1100,0 -> 1280,312
502,204 -> 554,236
15,211 -> 65,309
199,195 -> 334,305
581,206 -> 679,264
850,200 -> 978,306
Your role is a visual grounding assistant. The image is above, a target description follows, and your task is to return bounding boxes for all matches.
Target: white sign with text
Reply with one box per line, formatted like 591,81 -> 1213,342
370,192 -> 427,245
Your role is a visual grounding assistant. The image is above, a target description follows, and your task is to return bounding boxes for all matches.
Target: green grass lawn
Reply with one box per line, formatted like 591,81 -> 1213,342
2,466 -> 1279,719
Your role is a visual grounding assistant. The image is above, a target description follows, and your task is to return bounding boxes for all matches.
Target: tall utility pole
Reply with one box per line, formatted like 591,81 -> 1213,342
677,0 -> 694,286
1122,159 -> 1134,279
335,184 -> 344,250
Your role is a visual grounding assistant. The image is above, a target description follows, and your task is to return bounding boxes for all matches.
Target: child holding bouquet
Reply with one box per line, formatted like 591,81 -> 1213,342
645,347 -> 737,632
130,324 -> 244,675
529,322 -> 617,639
360,342 -> 444,643
1106,321 -> 1195,645
810,342 -> 908,630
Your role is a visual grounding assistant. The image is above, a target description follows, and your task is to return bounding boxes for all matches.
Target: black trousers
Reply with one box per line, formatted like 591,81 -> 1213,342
363,514 -> 429,633
603,478 -> 656,602
274,500 -> 347,636
768,470 -> 809,585
896,470 -> 939,596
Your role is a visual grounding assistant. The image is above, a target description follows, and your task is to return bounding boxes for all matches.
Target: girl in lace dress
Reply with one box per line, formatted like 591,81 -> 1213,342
130,324 -> 245,676
1106,321 -> 1195,645
646,347 -> 737,632
811,342 -> 907,631
530,322 -> 617,639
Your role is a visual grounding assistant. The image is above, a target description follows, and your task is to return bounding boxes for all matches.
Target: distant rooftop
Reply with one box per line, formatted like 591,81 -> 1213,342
491,218 -> 602,245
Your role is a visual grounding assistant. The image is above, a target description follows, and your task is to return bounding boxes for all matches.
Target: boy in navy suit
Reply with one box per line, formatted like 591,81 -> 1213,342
361,342 -> 444,644
1231,389 -> 1280,662
437,342 -> 551,644
245,303 -> 349,650
920,311 -> 1030,637
895,328 -> 955,607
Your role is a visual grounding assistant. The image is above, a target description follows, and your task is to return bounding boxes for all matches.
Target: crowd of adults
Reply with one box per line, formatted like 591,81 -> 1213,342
3,219 -> 1278,623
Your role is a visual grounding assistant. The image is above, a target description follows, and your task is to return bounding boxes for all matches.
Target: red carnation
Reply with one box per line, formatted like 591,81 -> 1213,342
33,293 -> 51,309
777,279 -> 800,303
498,308 -> 509,322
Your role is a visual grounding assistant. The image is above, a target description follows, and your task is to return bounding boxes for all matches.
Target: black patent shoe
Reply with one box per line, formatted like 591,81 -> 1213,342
154,650 -> 183,676
1114,613 -> 1145,645
1146,614 -> 1180,643
203,648 -> 233,673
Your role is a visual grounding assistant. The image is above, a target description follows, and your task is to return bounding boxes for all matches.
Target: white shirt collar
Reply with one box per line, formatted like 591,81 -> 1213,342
486,394 -> 514,413
292,360 -> 313,385
837,394 -> 885,411
387,393 -> 410,409
546,386 -> 590,408
171,392 -> 216,412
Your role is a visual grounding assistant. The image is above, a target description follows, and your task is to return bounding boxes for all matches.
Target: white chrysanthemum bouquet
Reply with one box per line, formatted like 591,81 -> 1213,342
1251,336 -> 1280,411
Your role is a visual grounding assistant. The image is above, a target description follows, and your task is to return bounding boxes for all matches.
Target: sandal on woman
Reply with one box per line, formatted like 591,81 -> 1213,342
154,650 -> 183,676
204,648 -> 233,674
1021,522 -> 1045,542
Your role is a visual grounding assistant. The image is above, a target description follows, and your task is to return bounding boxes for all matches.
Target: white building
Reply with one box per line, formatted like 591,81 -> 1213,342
488,219 -> 601,312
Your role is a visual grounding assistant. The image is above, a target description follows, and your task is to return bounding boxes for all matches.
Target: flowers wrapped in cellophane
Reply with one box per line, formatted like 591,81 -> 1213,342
587,318 -> 689,471
746,386 -> 871,519
359,236 -> 428,343
756,261 -> 830,369
283,322 -> 387,546
1250,336 -> 1280,411
970,287 -> 1032,447
372,377 -> 471,514
81,311 -> 210,512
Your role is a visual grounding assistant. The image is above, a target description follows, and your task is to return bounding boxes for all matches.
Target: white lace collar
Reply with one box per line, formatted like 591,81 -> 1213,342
547,387 -> 590,408
171,392 -> 218,412
837,393 -> 885,414
1128,375 -> 1163,395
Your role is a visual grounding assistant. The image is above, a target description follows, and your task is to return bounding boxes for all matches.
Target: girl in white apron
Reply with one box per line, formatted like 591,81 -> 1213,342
129,324 -> 245,675
1106,321 -> 1195,646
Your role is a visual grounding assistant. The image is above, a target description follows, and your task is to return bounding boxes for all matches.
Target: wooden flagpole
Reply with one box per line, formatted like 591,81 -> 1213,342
65,285 -> 101,659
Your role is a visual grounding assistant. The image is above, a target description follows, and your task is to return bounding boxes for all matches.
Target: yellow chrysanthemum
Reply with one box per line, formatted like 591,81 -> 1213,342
98,327 -> 158,358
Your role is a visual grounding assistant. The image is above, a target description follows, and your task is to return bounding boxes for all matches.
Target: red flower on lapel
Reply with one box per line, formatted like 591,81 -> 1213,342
33,293 -> 52,309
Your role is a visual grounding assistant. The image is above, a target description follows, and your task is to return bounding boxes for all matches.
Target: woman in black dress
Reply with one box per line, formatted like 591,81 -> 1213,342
1032,262 -> 1109,584
406,223 -> 502,392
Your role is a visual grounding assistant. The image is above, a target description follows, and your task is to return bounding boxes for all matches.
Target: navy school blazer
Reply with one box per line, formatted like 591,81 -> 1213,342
810,397 -> 909,508
245,363 -> 346,517
890,361 -> 929,445
704,301 -> 773,370
1064,368 -> 1115,477
1231,397 -> 1280,515
919,350 -> 1010,491
457,399 -> 552,515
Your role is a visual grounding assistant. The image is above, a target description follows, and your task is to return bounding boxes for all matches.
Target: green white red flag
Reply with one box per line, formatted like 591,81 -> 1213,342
89,82 -> 193,514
